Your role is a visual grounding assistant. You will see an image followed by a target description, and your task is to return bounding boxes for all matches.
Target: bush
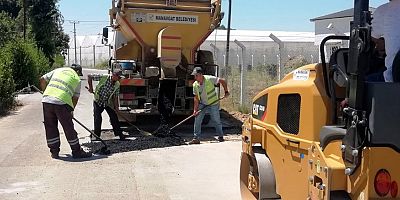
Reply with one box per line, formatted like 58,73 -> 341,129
283,55 -> 310,76
0,11 -> 16,47
220,66 -> 278,113
0,49 -> 16,115
53,54 -> 66,68
3,40 -> 50,90
95,60 -> 109,70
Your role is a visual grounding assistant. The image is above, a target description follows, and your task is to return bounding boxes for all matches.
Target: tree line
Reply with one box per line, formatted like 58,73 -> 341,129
0,0 -> 69,115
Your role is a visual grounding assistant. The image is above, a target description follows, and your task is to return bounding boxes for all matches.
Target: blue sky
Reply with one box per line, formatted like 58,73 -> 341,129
59,0 -> 387,37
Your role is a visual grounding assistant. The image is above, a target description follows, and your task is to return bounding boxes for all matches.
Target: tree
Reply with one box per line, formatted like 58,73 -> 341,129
0,0 -> 20,18
0,12 -> 17,47
27,0 -> 69,64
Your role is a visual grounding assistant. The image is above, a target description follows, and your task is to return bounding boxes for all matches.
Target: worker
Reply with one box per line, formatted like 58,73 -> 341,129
40,66 -> 92,159
189,67 -> 229,145
87,70 -> 126,140
371,0 -> 400,82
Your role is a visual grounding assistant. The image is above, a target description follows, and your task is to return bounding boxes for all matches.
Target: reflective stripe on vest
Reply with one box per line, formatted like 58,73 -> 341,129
94,75 -> 120,105
43,68 -> 80,108
193,75 -> 218,105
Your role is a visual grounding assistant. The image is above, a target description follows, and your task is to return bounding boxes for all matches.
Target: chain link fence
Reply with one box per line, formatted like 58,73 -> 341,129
66,45 -> 111,68
201,38 -> 319,113
67,32 -> 319,113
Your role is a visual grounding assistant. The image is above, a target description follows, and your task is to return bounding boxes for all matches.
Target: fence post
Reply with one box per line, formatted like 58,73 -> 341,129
79,46 -> 82,66
210,43 -> 219,76
269,33 -> 284,81
93,45 -> 96,68
263,54 -> 266,66
234,39 -> 246,108
251,54 -> 254,68
67,49 -> 70,66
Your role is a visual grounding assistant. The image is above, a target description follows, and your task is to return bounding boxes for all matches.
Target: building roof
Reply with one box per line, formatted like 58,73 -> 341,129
310,7 -> 376,22
206,30 -> 315,43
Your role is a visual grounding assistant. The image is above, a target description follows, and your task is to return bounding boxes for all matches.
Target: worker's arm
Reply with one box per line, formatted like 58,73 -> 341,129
113,95 -> 119,109
72,96 -> 79,108
72,81 -> 81,109
193,95 -> 200,116
39,77 -> 48,91
218,78 -> 230,97
87,74 -> 94,93
372,37 -> 386,58
40,70 -> 55,91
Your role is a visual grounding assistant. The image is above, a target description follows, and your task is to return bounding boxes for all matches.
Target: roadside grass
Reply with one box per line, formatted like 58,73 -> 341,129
220,66 -> 278,114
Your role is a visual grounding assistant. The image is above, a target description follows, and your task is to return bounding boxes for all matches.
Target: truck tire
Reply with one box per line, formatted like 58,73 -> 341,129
197,50 -> 216,75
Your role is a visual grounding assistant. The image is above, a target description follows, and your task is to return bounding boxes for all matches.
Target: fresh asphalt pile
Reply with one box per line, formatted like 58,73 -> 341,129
82,108 -> 245,154
82,129 -> 186,154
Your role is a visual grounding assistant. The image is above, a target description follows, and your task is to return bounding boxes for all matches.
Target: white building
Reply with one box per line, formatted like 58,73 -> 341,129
67,34 -> 111,67
67,29 -> 317,68
200,29 -> 318,67
310,7 -> 376,61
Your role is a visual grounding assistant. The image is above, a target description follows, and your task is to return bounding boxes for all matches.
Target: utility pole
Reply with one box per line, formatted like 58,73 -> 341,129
23,0 -> 27,40
224,0 -> 232,77
70,21 -> 79,64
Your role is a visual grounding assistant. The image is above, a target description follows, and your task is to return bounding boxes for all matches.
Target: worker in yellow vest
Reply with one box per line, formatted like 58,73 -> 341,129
87,70 -> 125,140
40,66 -> 92,159
189,67 -> 230,145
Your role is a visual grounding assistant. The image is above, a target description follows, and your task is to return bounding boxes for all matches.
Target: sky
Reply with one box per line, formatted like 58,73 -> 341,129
59,0 -> 387,38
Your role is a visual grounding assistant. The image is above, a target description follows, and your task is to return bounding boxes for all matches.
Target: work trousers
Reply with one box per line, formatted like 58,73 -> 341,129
93,101 -> 122,137
42,103 -> 81,154
193,104 -> 223,139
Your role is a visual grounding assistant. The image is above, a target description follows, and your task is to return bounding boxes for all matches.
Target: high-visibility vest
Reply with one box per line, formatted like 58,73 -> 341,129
43,68 -> 80,108
94,75 -> 120,106
193,75 -> 218,105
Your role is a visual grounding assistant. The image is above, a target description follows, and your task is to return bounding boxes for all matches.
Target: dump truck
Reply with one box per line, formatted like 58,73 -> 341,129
239,0 -> 400,199
103,0 -> 222,121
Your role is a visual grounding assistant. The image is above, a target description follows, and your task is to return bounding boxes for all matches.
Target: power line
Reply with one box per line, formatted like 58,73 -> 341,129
66,20 -> 109,23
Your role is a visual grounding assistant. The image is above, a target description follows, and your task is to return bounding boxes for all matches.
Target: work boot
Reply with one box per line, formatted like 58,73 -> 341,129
218,136 -> 225,142
118,133 -> 126,140
51,152 -> 59,159
50,149 -> 59,159
188,138 -> 200,145
72,149 -> 92,159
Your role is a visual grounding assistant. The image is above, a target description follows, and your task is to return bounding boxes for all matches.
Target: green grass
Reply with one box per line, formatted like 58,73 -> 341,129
220,66 -> 278,113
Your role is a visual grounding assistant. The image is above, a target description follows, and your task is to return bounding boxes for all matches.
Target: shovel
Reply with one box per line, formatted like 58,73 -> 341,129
107,106 -> 153,136
167,97 -> 225,134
